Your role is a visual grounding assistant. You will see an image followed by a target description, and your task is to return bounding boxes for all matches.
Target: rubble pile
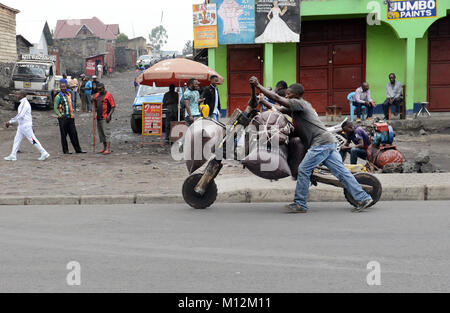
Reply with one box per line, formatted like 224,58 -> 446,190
383,151 -> 439,174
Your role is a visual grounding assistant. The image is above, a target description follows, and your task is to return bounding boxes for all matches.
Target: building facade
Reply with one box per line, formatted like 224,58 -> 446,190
208,0 -> 450,116
0,3 -> 19,91
53,17 -> 119,75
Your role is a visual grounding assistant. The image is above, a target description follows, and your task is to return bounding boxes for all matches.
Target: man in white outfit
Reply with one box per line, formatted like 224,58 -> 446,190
4,91 -> 50,162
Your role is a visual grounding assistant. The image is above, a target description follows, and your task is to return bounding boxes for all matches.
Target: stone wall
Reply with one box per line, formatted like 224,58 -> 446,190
115,47 -> 135,70
52,37 -> 108,75
116,37 -> 148,56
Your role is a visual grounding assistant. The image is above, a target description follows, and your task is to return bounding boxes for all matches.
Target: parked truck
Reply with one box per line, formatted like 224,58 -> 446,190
8,54 -> 62,110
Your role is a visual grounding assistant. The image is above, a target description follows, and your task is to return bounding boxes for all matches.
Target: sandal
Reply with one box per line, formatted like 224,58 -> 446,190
103,150 -> 111,155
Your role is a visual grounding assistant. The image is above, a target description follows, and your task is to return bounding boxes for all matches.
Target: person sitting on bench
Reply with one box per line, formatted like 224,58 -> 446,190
383,73 -> 403,120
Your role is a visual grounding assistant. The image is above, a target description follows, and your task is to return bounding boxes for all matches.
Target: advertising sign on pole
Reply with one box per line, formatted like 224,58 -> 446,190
193,3 -> 219,49
255,0 -> 300,44
217,0 -> 256,45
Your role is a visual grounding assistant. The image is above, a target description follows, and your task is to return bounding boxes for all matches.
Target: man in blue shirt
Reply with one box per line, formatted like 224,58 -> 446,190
341,121 -> 371,164
184,78 -> 202,126
84,77 -> 93,113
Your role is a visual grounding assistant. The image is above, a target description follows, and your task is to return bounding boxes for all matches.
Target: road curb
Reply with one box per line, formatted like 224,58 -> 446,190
0,184 -> 449,206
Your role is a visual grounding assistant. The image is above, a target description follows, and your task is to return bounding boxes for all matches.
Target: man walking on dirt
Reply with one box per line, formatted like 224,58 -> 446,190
93,83 -> 115,155
54,82 -> 86,155
4,91 -> 50,162
250,77 -> 373,213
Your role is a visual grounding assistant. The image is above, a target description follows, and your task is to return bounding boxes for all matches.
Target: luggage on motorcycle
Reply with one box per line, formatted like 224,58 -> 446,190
241,145 -> 291,180
184,119 -> 223,174
250,110 -> 294,146
287,137 -> 307,179
367,144 -> 405,170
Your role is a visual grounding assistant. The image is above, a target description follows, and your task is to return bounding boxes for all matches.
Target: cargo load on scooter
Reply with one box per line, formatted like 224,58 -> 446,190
367,122 -> 405,171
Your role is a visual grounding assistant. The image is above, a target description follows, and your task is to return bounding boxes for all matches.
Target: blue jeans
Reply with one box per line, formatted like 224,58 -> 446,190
85,94 -> 92,112
341,148 -> 368,165
211,113 -> 220,121
294,143 -> 372,210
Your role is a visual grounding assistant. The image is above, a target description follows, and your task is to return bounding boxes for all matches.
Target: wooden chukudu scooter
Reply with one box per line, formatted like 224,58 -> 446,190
182,84 -> 382,210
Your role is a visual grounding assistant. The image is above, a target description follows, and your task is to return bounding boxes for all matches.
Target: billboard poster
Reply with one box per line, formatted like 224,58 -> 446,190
142,103 -> 163,136
193,4 -> 218,49
255,0 -> 300,44
217,0 -> 256,45
387,0 -> 437,20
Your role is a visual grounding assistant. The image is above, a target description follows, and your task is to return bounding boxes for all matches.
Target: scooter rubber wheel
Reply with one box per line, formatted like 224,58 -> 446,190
344,173 -> 382,208
182,174 -> 218,210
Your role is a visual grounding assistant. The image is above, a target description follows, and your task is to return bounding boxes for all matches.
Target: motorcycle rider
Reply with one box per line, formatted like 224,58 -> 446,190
249,77 -> 373,213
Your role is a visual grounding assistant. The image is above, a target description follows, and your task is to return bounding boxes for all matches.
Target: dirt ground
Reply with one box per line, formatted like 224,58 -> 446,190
0,69 -> 449,197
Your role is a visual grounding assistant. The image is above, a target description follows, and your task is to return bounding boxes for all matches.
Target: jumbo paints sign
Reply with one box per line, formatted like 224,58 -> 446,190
387,0 -> 437,20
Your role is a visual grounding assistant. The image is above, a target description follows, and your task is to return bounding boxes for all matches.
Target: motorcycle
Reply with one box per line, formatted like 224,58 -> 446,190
181,85 -> 382,210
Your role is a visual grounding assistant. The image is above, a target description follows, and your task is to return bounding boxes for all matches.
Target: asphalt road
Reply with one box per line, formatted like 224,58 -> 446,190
0,201 -> 448,293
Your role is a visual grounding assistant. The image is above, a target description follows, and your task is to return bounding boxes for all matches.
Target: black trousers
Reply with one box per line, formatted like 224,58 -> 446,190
58,118 -> 82,153
383,98 -> 403,118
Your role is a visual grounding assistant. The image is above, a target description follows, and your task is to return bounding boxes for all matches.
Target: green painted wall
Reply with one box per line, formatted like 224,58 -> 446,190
273,43 -> 297,88
366,22 -> 407,105
209,45 -> 228,111
415,33 -> 428,103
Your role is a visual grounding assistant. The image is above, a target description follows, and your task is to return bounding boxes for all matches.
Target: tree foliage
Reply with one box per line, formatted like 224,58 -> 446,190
182,40 -> 193,56
149,25 -> 168,53
116,33 -> 129,43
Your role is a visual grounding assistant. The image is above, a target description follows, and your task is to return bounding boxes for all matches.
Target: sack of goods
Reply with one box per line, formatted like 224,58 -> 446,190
249,110 -> 294,146
242,111 -> 295,180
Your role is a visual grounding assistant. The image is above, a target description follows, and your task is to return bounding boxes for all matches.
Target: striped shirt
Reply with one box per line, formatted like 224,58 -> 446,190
54,91 -> 74,118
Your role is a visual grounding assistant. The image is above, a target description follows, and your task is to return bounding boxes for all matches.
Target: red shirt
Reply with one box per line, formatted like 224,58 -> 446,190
94,92 -> 115,120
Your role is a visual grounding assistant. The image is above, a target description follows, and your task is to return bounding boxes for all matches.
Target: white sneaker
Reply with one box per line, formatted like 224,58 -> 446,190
38,153 -> 50,161
4,155 -> 17,161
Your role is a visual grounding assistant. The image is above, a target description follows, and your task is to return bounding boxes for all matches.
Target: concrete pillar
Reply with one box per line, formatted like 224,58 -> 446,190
405,37 -> 416,112
264,43 -> 274,88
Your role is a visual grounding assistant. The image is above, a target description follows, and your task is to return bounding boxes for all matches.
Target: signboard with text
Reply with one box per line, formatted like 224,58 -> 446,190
193,3 -> 219,49
142,102 -> 163,136
387,0 -> 437,20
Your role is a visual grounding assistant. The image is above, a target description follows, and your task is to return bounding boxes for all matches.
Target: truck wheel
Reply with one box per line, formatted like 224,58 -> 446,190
182,174 -> 218,210
344,173 -> 382,209
130,117 -> 141,134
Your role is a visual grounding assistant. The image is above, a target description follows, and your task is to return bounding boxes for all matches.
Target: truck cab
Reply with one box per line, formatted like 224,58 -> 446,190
9,54 -> 59,109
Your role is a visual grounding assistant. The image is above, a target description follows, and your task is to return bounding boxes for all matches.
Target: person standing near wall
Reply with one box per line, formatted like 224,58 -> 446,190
97,63 -> 103,79
4,91 -> 50,162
